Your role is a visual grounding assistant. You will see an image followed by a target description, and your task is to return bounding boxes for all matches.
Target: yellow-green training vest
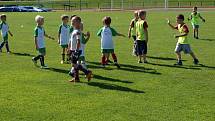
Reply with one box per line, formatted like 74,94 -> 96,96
136,20 -> 146,41
178,24 -> 188,44
131,19 -> 137,36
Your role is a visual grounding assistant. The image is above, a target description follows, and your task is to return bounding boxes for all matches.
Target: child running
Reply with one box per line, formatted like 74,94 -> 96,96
128,10 -> 139,56
58,15 -> 73,64
68,16 -> 92,82
167,14 -> 199,65
135,10 -> 149,63
32,15 -> 55,69
188,6 -> 206,39
97,16 -> 125,68
0,14 -> 13,53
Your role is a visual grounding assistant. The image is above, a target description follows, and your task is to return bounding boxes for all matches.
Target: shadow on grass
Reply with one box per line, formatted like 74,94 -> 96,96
87,61 -> 161,75
147,56 -> 186,61
193,64 -> 215,70
199,38 -> 215,41
48,67 -> 69,74
147,62 -> 201,70
11,52 -> 35,57
87,82 -> 144,94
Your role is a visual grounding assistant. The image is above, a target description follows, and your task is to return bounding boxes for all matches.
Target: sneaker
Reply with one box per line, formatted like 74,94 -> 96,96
86,71 -> 93,82
69,78 -> 80,83
32,57 -> 37,66
174,61 -> 183,66
114,62 -> 120,68
193,59 -> 199,65
61,60 -> 64,64
138,60 -> 143,63
41,65 -> 49,69
196,37 -> 199,39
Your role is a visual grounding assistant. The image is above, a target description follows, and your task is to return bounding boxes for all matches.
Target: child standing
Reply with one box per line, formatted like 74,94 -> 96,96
167,14 -> 199,65
0,14 -> 13,53
188,6 -> 206,39
68,16 -> 92,82
128,10 -> 139,56
58,15 -> 73,64
135,10 -> 148,63
32,15 -> 55,69
97,16 -> 125,68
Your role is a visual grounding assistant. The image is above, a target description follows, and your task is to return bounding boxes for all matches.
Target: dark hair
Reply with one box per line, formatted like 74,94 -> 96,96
103,16 -> 111,25
61,15 -> 69,20
194,6 -> 197,9
177,14 -> 184,20
138,10 -> 146,17
70,15 -> 77,20
0,14 -> 6,19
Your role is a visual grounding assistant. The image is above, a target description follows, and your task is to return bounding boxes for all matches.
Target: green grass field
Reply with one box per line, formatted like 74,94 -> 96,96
0,10 -> 215,121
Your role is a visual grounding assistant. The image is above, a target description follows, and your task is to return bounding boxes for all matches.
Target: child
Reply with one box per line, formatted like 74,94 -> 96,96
188,6 -> 206,39
135,10 -> 148,63
58,15 -> 73,64
128,10 -> 139,56
97,16 -> 125,68
32,15 -> 55,69
167,14 -> 199,65
0,14 -> 13,53
68,16 -> 92,82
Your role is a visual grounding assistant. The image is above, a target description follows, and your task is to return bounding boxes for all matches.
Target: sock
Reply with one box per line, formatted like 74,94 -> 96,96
111,53 -> 117,62
5,42 -> 10,52
62,54 -> 65,61
101,55 -> 106,65
34,55 -> 41,61
40,55 -> 45,66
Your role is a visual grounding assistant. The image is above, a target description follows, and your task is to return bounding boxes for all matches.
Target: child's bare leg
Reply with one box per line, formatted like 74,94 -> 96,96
193,29 -> 196,38
176,52 -> 182,60
101,53 -> 106,66
143,54 -> 147,63
190,52 -> 197,59
190,52 -> 199,64
196,28 -> 199,39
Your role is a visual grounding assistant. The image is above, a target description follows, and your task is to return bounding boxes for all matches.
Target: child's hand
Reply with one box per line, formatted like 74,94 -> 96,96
86,31 -> 90,37
174,35 -> 179,38
166,19 -> 170,24
202,19 -> 206,22
9,33 -> 13,37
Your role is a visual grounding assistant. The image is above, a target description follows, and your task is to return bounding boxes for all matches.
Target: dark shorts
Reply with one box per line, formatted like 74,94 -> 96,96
101,49 -> 114,54
37,48 -> 46,56
192,23 -> 199,29
136,40 -> 147,55
175,43 -> 192,54
70,50 -> 82,64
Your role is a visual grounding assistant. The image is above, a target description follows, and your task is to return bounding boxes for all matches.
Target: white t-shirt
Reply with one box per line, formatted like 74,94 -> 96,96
0,22 -> 9,38
70,29 -> 82,51
34,26 -> 45,49
59,24 -> 72,45
97,26 -> 118,49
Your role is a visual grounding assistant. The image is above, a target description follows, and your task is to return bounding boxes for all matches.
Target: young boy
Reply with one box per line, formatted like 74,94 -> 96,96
128,10 -> 139,56
58,15 -> 73,64
32,15 -> 55,69
135,10 -> 148,63
97,16 -> 125,68
68,16 -> 92,82
167,14 -> 199,65
188,6 -> 206,39
0,14 -> 13,53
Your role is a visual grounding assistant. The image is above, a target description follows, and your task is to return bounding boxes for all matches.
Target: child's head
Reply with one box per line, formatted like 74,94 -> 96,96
138,10 -> 146,20
35,15 -> 44,26
176,14 -> 185,24
70,15 -> 77,20
71,16 -> 82,29
193,6 -> 198,12
102,16 -> 111,26
0,14 -> 6,22
61,15 -> 69,24
134,10 -> 139,19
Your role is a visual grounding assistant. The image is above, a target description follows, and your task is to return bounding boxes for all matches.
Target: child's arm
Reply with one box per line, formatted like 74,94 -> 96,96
8,30 -> 13,37
117,33 -> 126,37
199,14 -> 206,22
128,20 -> 134,38
45,33 -> 55,40
58,26 -> 61,44
144,28 -> 148,43
34,37 -> 39,49
167,19 -> 177,29
175,33 -> 188,38
85,31 -> 90,42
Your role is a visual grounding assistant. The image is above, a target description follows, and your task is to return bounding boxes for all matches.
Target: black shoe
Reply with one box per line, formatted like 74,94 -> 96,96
138,60 -> 143,63
194,59 -> 199,65
114,62 -> 120,68
174,61 -> 183,66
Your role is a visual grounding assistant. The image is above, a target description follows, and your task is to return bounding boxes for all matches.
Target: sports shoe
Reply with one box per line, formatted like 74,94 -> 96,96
32,57 -> 37,66
138,60 -> 143,63
193,59 -> 199,65
174,61 -> 183,66
86,71 -> 93,82
41,65 -> 49,69
69,78 -> 80,83
114,62 -> 120,68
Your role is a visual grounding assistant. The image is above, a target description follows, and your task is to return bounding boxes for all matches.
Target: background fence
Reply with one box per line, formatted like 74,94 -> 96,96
0,0 -> 215,10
